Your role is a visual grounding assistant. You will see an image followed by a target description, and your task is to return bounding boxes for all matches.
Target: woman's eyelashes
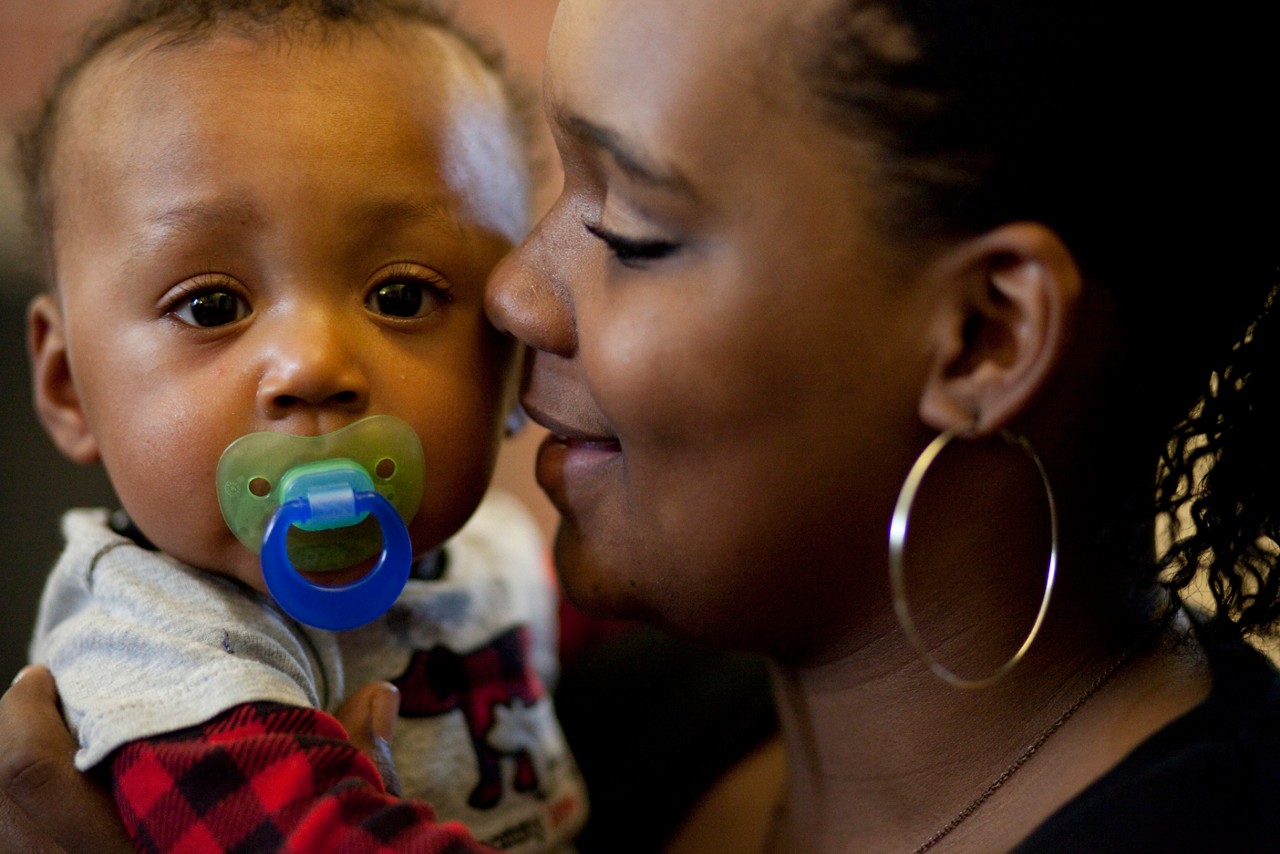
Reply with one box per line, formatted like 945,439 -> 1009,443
584,221 -> 681,269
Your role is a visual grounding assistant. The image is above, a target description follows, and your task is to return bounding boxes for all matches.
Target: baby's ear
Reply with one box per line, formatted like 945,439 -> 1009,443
27,294 -> 99,464
918,223 -> 1081,435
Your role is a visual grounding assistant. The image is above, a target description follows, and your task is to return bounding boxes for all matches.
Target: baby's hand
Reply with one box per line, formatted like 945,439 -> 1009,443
336,680 -> 403,796
0,666 -> 132,852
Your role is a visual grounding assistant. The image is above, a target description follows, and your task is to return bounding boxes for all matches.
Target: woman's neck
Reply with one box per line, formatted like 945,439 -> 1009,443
768,597 -> 1209,853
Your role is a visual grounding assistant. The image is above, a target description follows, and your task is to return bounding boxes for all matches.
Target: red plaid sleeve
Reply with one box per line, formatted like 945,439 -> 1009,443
110,701 -> 498,853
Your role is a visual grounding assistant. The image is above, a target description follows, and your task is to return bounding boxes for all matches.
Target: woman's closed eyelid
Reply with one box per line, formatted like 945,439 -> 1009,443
582,219 -> 682,269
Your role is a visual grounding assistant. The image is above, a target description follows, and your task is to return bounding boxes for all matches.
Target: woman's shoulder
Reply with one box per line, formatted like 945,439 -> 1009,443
1018,636 -> 1280,852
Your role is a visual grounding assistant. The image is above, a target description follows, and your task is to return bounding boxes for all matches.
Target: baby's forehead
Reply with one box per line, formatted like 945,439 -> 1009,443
44,17 -> 530,274
66,16 -> 497,104
55,20 -> 526,223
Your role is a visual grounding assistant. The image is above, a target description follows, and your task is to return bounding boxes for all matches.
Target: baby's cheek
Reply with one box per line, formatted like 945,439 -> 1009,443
142,511 -> 268,591
409,447 -> 494,550
204,552 -> 269,594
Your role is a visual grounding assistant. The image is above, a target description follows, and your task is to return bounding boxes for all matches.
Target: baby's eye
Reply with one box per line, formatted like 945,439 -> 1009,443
365,274 -> 449,319
171,289 -> 250,328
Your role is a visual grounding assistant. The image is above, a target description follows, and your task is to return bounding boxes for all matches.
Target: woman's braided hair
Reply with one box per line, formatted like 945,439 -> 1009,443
1159,291 -> 1280,639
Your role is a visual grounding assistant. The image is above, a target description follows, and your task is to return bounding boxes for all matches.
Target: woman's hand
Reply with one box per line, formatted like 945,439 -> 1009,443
0,666 -> 131,853
334,681 -> 402,796
0,787 -> 64,854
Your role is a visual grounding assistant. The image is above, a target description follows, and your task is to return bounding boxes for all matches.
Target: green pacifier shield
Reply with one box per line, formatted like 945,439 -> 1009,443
216,415 -> 424,572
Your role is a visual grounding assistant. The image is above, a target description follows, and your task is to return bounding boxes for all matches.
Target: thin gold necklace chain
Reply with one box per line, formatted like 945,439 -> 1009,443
913,607 -> 1179,854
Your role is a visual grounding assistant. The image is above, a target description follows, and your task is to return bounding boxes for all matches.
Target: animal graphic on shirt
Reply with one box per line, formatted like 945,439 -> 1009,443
392,625 -> 545,809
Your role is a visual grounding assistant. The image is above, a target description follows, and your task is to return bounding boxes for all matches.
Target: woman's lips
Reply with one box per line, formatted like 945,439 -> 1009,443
520,398 -> 617,446
521,401 -> 623,502
534,432 -> 622,504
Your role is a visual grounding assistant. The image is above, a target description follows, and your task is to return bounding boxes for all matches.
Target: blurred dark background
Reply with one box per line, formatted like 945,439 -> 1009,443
1,0 -> 120,679
0,244 -> 116,683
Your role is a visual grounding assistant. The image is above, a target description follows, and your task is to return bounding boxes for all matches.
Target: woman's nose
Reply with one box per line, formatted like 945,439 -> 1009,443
486,214 -> 577,357
256,311 -> 370,418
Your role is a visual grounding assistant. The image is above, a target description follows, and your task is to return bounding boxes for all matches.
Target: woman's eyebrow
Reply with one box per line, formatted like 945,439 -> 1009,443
557,111 -> 697,199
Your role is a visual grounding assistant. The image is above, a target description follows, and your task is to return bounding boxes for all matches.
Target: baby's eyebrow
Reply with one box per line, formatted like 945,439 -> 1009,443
141,198 -> 260,244
347,196 -> 459,234
134,195 -> 460,254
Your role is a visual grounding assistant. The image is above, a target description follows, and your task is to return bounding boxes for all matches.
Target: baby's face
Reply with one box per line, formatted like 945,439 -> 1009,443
32,23 -> 528,591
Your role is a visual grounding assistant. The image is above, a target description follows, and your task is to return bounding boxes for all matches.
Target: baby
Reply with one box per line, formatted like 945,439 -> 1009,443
20,0 -> 585,850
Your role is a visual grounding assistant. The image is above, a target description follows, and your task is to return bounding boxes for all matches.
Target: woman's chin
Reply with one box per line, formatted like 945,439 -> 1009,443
553,539 -> 648,621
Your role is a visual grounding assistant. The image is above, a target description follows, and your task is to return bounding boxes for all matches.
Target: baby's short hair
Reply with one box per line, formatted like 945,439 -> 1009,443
16,0 -> 534,283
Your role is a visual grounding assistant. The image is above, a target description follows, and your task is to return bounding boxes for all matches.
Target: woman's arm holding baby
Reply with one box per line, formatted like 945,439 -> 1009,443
0,789 -> 63,854
0,666 -> 132,852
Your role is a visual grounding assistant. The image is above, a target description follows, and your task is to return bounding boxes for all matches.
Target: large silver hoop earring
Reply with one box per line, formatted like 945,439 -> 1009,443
888,423 -> 1058,690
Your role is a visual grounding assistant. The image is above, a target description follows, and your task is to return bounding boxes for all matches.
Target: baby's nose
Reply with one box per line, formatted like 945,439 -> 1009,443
256,312 -> 370,417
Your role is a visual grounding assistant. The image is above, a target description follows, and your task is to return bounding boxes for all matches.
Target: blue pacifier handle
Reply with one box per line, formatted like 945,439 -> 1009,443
261,490 -> 411,631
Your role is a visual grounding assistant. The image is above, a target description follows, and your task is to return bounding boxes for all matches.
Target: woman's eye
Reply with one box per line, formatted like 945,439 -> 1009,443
171,289 -> 250,328
366,278 -> 446,318
585,222 -> 680,269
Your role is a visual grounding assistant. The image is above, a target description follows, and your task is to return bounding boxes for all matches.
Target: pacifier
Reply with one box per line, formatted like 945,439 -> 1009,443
216,415 -> 425,631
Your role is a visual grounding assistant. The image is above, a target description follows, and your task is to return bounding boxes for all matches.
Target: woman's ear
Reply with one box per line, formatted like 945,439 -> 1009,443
918,222 -> 1081,435
27,294 -> 99,464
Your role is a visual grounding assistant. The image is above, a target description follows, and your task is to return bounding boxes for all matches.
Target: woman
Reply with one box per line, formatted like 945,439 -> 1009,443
5,0 -> 1279,850
485,1 -> 1279,850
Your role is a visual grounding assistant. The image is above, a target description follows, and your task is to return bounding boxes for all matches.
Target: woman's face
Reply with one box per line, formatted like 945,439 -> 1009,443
489,0 -> 938,658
